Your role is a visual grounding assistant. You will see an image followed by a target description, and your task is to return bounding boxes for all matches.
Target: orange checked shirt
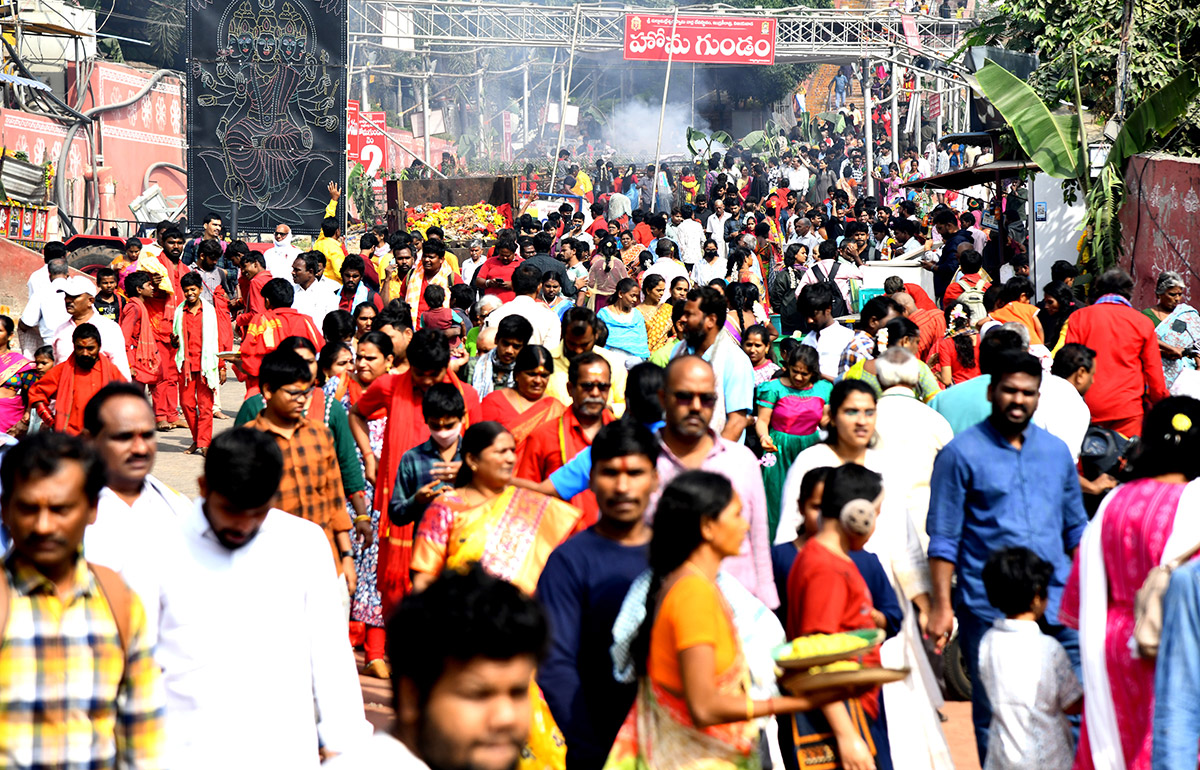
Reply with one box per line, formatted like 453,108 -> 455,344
248,415 -> 351,571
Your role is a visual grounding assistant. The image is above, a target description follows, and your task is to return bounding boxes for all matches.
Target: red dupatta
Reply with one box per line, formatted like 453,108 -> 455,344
120,298 -> 159,384
54,355 -> 125,432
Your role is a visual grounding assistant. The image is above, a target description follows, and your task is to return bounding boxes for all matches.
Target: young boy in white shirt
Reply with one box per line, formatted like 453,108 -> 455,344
978,547 -> 1083,770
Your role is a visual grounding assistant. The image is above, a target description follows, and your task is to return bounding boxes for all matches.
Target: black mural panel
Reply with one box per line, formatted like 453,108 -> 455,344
187,0 -> 346,235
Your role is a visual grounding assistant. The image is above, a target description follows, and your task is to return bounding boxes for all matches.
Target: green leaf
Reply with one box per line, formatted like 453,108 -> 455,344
741,130 -> 767,151
976,61 -> 1083,178
1107,67 -> 1200,168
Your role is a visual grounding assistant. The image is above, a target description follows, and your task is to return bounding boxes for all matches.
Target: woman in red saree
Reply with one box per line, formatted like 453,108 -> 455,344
349,328 -> 482,614
480,345 -> 564,451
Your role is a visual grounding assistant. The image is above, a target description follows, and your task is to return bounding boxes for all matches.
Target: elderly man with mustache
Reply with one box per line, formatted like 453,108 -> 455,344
516,352 -> 614,526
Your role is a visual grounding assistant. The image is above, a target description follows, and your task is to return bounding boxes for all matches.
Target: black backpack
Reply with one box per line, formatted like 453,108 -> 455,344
810,262 -> 850,317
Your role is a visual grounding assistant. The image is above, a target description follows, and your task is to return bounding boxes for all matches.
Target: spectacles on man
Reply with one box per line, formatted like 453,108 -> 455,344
671,390 -> 719,408
576,381 -> 611,393
278,385 -> 315,401
275,230 -> 288,237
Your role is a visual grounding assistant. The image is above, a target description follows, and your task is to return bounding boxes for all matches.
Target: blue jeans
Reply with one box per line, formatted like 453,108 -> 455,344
956,607 -> 1081,766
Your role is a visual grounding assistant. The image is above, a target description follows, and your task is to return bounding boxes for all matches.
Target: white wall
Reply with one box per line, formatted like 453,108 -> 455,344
1027,173 -> 1086,299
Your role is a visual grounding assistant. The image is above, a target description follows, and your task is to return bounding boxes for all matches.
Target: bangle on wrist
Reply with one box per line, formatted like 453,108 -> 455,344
745,694 -> 754,721
354,515 -> 371,523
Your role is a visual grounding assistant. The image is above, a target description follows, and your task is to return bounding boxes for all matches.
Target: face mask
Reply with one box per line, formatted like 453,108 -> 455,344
430,426 -> 460,448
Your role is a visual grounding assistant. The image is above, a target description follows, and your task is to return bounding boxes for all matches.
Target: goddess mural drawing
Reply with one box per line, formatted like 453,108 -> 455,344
190,0 -> 342,228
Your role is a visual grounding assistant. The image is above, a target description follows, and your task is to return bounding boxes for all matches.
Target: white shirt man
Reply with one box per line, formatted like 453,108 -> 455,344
156,500 -> 370,768
20,268 -> 74,353
791,219 -> 822,255
293,277 -> 339,329
485,294 -> 562,349
86,478 -> 190,641
796,257 -> 863,313
872,361 -> 954,548
801,319 -> 855,381
51,276 -> 131,378
264,225 -> 301,287
1032,373 -> 1090,463
674,215 -> 705,266
786,161 -> 810,194
706,209 -> 731,259
642,258 -> 689,303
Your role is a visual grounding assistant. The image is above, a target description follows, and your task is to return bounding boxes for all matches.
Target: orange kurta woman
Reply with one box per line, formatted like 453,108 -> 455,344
604,471 -> 863,770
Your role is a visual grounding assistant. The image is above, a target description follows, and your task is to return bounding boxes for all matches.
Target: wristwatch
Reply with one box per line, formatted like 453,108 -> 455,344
339,550 -> 353,560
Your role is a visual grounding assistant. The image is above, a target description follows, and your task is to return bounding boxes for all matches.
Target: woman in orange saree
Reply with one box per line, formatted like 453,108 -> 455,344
605,472 -> 858,770
479,345 -> 565,450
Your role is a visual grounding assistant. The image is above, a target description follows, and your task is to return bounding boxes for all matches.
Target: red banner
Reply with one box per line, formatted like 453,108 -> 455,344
623,14 -> 777,65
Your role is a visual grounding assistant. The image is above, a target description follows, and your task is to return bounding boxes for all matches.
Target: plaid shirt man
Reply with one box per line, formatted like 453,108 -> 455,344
249,414 -> 351,570
837,329 -> 876,378
0,553 -> 164,768
389,437 -> 462,528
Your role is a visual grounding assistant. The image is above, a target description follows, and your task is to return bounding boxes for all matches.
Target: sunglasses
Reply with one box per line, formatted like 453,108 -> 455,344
671,390 -> 719,408
576,381 -> 611,393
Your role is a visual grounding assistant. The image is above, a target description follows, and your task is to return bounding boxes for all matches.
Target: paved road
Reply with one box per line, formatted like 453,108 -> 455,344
152,378 -> 248,497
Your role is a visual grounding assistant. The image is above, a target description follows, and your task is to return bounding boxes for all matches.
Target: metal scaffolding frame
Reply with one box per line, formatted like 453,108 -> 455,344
355,0 -> 970,64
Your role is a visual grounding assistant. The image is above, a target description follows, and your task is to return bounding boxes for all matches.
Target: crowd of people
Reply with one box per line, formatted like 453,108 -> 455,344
3,126 -> 1200,770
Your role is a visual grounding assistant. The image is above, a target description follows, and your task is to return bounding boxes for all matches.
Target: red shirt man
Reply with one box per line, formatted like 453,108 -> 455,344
1064,281 -> 1169,436
29,326 -> 126,434
238,278 -> 325,390
943,273 -> 990,307
235,252 -> 273,333
632,220 -> 653,247
910,306 -> 947,361
139,230 -> 187,425
516,354 -> 613,526
904,282 -> 938,311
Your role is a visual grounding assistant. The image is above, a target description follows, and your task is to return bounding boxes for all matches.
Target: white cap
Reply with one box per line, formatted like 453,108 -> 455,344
55,275 -> 98,296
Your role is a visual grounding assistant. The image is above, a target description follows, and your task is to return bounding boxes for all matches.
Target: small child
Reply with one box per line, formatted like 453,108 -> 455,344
120,271 -> 161,388
173,271 -> 226,455
372,383 -> 465,678
13,345 -> 56,436
32,345 -> 55,378
93,267 -> 125,322
419,284 -> 452,331
979,547 -> 1082,770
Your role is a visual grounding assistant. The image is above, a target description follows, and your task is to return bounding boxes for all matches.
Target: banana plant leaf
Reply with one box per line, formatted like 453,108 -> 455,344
976,61 -> 1083,179
741,130 -> 767,152
1107,68 -> 1200,167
